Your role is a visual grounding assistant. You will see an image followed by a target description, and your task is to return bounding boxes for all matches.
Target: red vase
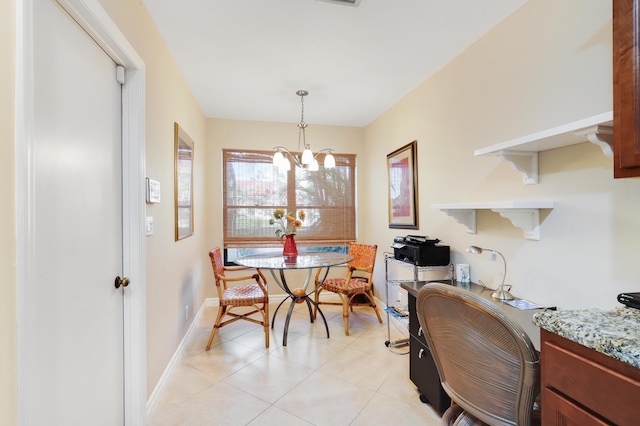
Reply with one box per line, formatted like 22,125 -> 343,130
282,234 -> 298,256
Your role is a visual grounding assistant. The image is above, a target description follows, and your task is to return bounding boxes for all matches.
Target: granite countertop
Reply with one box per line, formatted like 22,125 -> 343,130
533,307 -> 640,369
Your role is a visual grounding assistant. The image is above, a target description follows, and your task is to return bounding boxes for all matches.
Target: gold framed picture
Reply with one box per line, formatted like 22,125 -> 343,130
174,123 -> 194,240
387,140 -> 418,229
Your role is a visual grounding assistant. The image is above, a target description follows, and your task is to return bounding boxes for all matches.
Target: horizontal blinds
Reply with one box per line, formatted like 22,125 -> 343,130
223,149 -> 356,247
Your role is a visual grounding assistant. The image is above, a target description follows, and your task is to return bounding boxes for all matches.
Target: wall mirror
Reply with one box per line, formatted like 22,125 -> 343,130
174,122 -> 194,240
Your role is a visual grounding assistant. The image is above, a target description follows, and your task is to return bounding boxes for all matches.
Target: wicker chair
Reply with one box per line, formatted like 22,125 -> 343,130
313,243 -> 382,335
416,283 -> 541,426
206,248 -> 269,349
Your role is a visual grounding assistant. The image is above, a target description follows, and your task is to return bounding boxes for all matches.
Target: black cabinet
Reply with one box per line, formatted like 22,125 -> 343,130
408,293 -> 450,414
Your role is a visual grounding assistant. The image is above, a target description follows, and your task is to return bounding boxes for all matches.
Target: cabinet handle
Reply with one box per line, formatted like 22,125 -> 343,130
418,348 -> 426,359
418,327 -> 423,337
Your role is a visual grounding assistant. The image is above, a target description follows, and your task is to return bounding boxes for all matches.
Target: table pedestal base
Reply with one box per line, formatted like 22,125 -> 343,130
272,294 -> 329,346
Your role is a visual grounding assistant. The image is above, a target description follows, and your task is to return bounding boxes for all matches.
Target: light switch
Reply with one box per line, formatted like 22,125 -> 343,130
146,216 -> 153,236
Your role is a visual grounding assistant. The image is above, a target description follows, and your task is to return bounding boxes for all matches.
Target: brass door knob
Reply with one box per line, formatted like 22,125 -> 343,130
114,276 -> 130,289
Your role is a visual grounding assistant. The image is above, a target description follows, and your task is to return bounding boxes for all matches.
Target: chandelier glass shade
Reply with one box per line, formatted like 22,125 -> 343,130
273,90 -> 336,171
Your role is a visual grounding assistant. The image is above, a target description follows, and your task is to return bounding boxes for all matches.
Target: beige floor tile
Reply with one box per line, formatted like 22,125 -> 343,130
183,339 -> 265,380
268,333 -> 349,370
231,323 -> 304,353
223,355 -> 314,404
246,406 -> 313,425
274,372 -> 375,426
317,345 -> 401,392
149,381 -> 270,426
183,326 -> 218,357
350,392 -> 441,426
154,363 -> 219,410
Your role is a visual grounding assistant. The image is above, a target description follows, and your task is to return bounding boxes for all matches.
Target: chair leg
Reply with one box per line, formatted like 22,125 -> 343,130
206,305 -> 226,350
364,290 -> 383,323
263,302 -> 270,348
341,294 -> 350,336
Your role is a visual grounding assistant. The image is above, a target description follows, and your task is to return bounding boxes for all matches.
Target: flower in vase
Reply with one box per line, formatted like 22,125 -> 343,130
270,209 -> 305,238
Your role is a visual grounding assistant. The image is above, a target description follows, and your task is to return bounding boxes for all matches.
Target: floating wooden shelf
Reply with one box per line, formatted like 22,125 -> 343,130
431,201 -> 555,241
474,112 -> 613,184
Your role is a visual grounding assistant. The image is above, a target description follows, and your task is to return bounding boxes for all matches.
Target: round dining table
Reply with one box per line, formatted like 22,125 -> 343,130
234,251 -> 352,346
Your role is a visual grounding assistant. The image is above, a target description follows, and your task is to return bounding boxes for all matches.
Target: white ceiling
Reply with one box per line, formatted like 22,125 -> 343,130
141,0 -> 529,127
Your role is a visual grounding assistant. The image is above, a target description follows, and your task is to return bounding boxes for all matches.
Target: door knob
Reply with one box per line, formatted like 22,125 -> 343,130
114,276 -> 130,289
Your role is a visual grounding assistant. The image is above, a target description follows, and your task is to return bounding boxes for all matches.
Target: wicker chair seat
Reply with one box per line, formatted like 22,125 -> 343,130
321,277 -> 370,295
220,284 -> 268,307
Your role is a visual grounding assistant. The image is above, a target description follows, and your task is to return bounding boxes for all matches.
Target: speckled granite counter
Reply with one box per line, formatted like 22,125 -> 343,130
533,307 -> 640,369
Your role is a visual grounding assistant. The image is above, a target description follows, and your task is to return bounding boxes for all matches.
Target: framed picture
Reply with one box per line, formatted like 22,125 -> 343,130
387,140 -> 418,229
174,123 -> 194,240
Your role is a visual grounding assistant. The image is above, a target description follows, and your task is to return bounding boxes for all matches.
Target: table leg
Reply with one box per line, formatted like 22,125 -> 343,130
281,297 -> 297,346
305,296 -> 330,338
271,297 -> 288,330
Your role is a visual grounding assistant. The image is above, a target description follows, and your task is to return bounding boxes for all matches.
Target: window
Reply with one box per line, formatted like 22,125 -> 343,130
223,149 -> 356,258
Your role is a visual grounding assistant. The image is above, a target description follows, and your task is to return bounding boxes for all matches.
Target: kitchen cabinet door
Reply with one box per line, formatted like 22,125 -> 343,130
614,0 -> 640,177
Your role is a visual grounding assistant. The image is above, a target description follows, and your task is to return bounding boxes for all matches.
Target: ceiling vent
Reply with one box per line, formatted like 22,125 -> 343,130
316,0 -> 362,7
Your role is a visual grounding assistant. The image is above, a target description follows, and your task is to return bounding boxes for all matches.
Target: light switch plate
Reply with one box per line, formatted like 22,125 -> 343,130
146,216 -> 153,236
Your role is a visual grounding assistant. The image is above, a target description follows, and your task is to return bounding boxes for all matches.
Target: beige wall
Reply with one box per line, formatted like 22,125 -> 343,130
0,0 -> 17,424
364,0 -> 630,310
98,0 -> 208,395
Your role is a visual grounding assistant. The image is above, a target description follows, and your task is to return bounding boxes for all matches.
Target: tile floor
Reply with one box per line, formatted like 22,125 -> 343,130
149,299 -> 442,426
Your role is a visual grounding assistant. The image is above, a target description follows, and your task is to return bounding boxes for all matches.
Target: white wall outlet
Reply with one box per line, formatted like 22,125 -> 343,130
146,216 -> 153,236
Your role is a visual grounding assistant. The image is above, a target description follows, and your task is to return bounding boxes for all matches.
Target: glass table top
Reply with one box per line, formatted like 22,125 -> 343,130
235,251 -> 353,270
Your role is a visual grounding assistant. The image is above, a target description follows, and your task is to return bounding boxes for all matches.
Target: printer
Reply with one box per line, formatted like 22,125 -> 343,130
390,235 -> 450,266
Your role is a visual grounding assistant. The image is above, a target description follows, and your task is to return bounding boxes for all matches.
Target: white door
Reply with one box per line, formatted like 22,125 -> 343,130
27,0 -> 125,423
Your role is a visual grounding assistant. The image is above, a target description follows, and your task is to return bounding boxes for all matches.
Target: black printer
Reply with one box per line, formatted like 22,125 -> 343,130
390,235 -> 450,266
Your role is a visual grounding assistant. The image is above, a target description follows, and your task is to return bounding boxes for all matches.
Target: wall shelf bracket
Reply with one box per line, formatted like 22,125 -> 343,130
438,209 -> 477,234
574,124 -> 614,158
492,208 -> 541,241
497,150 -> 538,184
431,201 -> 554,240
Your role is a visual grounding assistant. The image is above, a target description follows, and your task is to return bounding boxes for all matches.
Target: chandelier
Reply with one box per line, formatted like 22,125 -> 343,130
273,90 -> 336,171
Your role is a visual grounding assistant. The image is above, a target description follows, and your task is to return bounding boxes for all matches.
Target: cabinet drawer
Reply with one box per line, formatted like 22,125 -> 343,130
408,294 -> 428,346
409,336 -> 450,414
542,334 -> 640,425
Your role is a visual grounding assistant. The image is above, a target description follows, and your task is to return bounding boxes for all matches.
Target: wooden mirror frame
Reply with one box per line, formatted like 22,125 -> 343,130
174,123 -> 194,240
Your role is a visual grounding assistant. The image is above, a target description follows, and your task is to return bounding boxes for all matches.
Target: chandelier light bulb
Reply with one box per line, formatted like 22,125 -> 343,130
308,159 -> 319,171
324,152 -> 336,168
273,150 -> 284,167
301,145 -> 313,165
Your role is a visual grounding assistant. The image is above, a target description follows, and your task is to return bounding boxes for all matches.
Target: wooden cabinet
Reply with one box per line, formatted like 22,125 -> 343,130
613,0 -> 640,177
540,329 -> 640,425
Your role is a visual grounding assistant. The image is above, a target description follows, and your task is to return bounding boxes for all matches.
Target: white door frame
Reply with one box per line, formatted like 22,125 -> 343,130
15,0 -> 147,424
